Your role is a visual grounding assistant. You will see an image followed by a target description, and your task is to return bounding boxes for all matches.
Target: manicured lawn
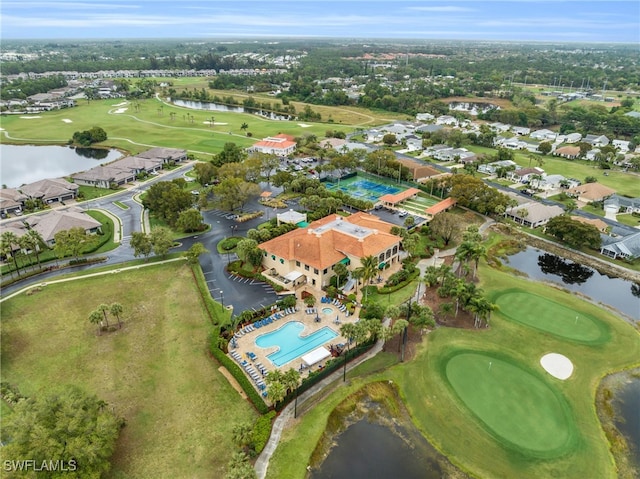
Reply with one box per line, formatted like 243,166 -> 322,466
0,262 -> 256,479
78,185 -> 119,201
616,213 -> 640,227
266,262 -> 640,479
444,350 -> 575,455
493,289 -> 610,344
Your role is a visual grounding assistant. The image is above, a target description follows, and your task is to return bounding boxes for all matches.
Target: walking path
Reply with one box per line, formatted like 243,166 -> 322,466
0,257 -> 186,303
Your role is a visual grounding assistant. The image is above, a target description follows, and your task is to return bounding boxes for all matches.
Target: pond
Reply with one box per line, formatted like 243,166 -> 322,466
171,99 -> 294,121
507,247 -> 640,321
614,375 -> 640,470
1,144 -> 123,188
311,420 -> 444,479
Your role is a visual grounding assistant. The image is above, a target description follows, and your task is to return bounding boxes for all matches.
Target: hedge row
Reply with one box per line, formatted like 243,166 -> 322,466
209,339 -> 269,414
190,264 -> 227,329
378,269 -> 420,294
252,411 -> 276,453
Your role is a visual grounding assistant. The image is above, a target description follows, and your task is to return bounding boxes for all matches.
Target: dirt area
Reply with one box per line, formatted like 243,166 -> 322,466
218,366 -> 248,400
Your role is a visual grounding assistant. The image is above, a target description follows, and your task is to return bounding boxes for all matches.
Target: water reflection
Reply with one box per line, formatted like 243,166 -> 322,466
507,247 -> 639,320
311,420 -> 442,479
537,253 -> 594,285
74,147 -> 111,160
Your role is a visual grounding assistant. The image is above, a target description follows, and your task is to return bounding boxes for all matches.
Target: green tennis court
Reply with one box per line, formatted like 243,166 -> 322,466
445,351 -> 576,456
494,290 -> 609,344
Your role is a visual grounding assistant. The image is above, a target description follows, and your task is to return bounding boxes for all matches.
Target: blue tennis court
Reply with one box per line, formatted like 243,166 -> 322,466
325,176 -> 404,202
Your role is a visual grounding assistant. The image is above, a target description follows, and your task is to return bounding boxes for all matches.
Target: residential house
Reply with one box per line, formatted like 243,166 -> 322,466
433,148 -> 475,162
416,113 -> 435,122
536,174 -> 578,191
248,134 -> 296,156
571,216 -> 608,233
404,138 -> 423,152
504,201 -> 564,228
566,183 -> 616,203
585,148 -> 601,161
554,146 -> 581,159
115,155 -> 164,175
489,122 -> 511,133
600,231 -> 640,260
259,212 -> 402,290
0,188 -> 26,216
18,178 -> 79,204
318,138 -> 347,150
71,165 -> 136,189
508,167 -> 545,184
414,124 -> 443,134
435,115 -> 458,126
584,134 -> 610,147
136,147 -> 187,164
478,160 -> 517,175
511,126 -> 531,136
604,194 -> 640,214
563,132 -> 582,143
612,139 -> 630,152
530,129 -> 557,141
2,207 -> 102,250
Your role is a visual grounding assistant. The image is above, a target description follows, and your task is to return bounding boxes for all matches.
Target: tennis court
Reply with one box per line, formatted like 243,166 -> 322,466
324,175 -> 404,202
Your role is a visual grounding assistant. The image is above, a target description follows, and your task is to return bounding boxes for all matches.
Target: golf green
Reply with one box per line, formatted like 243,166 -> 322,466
444,351 -> 575,456
494,290 -> 609,344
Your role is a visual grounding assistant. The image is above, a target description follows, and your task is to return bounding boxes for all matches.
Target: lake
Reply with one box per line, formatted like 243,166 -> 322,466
172,99 -> 294,121
507,247 -> 640,321
1,144 -> 123,188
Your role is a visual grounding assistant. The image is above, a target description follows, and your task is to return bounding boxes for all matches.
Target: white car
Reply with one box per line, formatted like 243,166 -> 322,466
398,210 -> 408,217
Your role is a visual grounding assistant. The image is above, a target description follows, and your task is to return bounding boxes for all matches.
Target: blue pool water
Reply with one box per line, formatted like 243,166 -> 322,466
255,321 -> 338,367
322,307 -> 333,314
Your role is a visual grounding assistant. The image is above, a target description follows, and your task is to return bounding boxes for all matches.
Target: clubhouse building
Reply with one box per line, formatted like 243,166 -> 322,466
260,212 -> 402,290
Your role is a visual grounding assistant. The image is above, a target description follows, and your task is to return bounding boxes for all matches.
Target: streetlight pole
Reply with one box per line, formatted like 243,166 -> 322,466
220,291 -> 224,308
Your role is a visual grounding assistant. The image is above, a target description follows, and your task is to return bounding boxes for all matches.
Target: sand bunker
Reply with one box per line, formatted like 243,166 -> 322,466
62,119 -> 73,123
111,101 -> 128,107
540,353 -> 573,380
298,123 -> 312,128
113,108 -> 128,114
20,116 -> 42,119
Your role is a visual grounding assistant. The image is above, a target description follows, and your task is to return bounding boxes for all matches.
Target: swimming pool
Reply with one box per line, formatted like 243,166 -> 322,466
255,321 -> 338,367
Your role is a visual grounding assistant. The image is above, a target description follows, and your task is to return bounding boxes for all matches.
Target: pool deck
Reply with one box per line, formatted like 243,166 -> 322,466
228,298 -> 360,389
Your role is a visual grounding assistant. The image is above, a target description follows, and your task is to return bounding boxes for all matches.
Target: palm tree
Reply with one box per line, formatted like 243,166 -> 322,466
359,255 -> 378,302
240,122 -> 249,132
565,199 -> 578,215
423,266 -> 440,289
0,232 -> 18,279
1,231 -> 23,277
25,229 -> 45,271
98,303 -> 110,329
333,262 -> 349,290
455,241 -> 475,277
438,302 -> 454,321
351,267 -> 364,295
469,243 -> 487,279
89,310 -> 103,336
266,380 -> 286,407
110,302 -> 123,329
282,368 -> 301,394
231,422 -> 254,449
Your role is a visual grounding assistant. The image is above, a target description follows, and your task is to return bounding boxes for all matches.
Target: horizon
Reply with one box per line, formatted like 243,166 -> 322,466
1,0 -> 639,43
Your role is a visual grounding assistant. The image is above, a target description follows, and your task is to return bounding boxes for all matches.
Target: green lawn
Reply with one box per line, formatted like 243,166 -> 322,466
494,289 -> 610,344
0,262 -> 256,479
444,350 -> 575,456
266,262 -> 640,479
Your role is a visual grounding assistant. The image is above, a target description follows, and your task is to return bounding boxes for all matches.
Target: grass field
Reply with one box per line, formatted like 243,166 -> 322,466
494,289 -> 610,344
0,97 -> 353,157
444,350 -> 575,455
266,262 -> 640,479
0,262 -> 257,478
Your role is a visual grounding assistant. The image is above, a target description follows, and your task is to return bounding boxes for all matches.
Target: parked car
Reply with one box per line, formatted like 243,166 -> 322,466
398,210 -> 408,217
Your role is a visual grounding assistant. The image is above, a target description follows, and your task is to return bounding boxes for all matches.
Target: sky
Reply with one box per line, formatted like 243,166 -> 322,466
1,0 -> 639,43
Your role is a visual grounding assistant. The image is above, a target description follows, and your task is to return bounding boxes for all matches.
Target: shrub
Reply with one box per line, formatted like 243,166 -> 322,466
209,337 -> 269,414
219,237 -> 241,251
252,411 -> 276,453
378,269 -> 420,294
